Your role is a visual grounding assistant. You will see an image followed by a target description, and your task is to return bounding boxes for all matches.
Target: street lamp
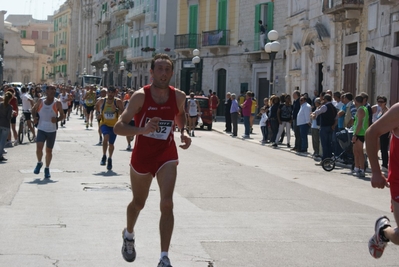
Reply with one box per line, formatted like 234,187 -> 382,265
83,68 -> 87,75
192,49 -> 200,93
92,66 -> 96,75
264,30 -> 280,97
103,64 -> 108,87
119,61 -> 125,87
0,55 -> 3,85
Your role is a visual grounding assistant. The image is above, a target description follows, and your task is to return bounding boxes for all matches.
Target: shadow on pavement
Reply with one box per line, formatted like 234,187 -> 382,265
26,178 -> 59,185
92,170 -> 122,177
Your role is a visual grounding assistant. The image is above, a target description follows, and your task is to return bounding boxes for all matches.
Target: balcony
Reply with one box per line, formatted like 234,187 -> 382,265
144,0 -> 157,28
59,57 -> 65,62
48,44 -> 55,48
47,59 -> 54,64
125,47 -> 154,62
101,12 -> 111,24
322,0 -> 364,14
111,3 -> 129,17
174,34 -> 201,56
202,30 -> 230,54
110,37 -> 128,50
125,1 -> 146,22
59,40 -> 66,45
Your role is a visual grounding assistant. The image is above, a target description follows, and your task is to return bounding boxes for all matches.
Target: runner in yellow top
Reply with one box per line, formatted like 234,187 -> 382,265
83,85 -> 97,129
95,86 -> 124,170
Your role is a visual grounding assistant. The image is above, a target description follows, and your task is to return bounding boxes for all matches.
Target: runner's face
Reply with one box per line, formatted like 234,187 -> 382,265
150,59 -> 173,89
107,90 -> 116,99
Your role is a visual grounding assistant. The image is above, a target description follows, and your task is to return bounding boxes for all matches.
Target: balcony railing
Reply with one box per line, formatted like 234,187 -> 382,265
60,40 -> 66,45
144,0 -> 157,27
111,2 -> 129,17
202,30 -> 230,47
110,37 -> 128,49
322,0 -> 364,14
125,1 -> 146,21
101,12 -> 111,23
174,34 -> 201,50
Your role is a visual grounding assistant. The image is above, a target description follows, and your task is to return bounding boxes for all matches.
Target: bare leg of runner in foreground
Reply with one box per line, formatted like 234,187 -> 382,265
366,102 -> 399,259
114,54 -> 191,267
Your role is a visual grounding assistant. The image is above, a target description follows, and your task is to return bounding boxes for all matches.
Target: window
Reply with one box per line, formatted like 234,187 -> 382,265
368,3 -> 377,31
347,42 -> 358,56
31,31 -> 39,39
395,32 -> 399,47
254,2 -> 274,50
20,30 -> 26,38
42,31 -> 48,40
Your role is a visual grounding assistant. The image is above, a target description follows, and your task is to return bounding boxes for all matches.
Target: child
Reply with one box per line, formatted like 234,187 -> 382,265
259,107 -> 268,143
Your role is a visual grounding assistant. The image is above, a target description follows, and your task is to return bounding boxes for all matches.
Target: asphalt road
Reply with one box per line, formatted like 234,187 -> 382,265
0,113 -> 396,266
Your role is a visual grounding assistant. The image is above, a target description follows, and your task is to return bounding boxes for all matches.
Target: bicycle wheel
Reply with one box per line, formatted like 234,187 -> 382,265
27,122 -> 34,142
18,120 -> 24,144
322,158 -> 335,172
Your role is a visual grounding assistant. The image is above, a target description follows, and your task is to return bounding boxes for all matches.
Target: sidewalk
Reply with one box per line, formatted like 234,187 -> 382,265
211,116 -> 314,158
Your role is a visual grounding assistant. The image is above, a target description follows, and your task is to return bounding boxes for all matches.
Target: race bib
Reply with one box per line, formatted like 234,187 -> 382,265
87,99 -> 94,104
143,119 -> 173,140
104,112 -> 116,120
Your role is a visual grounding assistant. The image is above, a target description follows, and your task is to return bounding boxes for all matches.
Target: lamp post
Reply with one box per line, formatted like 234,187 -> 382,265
0,55 -> 3,85
83,68 -> 87,75
192,49 -> 200,93
92,66 -> 96,75
264,30 -> 280,97
119,61 -> 125,87
103,64 -> 108,87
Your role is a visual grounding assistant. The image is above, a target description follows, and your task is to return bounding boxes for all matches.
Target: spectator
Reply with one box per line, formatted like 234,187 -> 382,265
292,90 -> 301,151
269,95 -> 280,146
273,94 -> 292,148
297,96 -> 312,153
311,94 -> 337,160
372,95 -> 389,172
224,92 -> 232,133
250,92 -> 257,134
0,91 -> 13,161
230,93 -> 239,137
240,91 -> 252,138
210,92 -> 220,122
259,107 -> 268,144
311,97 -> 322,158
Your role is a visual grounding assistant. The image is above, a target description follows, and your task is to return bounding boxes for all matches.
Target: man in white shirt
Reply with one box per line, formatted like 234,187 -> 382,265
21,86 -> 36,140
296,96 -> 312,153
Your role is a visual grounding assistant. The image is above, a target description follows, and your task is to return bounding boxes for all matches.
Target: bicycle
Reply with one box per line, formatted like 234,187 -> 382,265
18,112 -> 35,144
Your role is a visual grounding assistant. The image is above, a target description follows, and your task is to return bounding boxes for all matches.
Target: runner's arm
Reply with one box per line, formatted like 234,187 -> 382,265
55,101 -> 65,123
114,89 -> 159,136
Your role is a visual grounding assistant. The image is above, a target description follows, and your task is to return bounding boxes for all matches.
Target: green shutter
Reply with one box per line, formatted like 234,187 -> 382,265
42,67 -> 44,80
218,0 -> 227,30
189,5 -> 198,48
254,4 -> 261,50
153,36 -> 156,48
266,2 -> 274,39
146,36 -> 149,46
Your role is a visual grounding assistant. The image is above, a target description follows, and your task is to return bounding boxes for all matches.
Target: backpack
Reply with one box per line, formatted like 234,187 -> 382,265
280,104 -> 292,120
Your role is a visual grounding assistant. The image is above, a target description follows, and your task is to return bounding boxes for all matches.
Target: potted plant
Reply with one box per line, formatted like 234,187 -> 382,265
87,54 -> 92,58
149,48 -> 156,52
164,48 -> 171,52
237,39 -> 244,46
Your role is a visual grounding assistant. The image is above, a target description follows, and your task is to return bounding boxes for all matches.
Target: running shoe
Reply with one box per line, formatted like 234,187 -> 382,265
126,144 -> 131,151
368,216 -> 390,259
121,229 -> 136,262
90,123 -> 93,127
100,155 -> 106,166
34,162 -> 43,174
107,158 -> 112,170
86,123 -> 89,129
157,256 -> 172,267
44,168 -> 51,179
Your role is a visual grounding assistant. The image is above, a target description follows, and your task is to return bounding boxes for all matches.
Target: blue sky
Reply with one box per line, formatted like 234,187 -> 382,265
2,0 -> 64,20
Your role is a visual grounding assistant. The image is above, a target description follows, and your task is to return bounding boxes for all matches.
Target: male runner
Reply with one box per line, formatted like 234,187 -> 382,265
83,85 -> 96,128
96,88 -> 108,145
114,54 -> 191,267
366,102 -> 399,259
96,86 -> 124,170
31,85 -> 65,179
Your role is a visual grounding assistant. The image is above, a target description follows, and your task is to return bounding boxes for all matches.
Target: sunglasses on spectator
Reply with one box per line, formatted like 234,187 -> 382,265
377,100 -> 385,103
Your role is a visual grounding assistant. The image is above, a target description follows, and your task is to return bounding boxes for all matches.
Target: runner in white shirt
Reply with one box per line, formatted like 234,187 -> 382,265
59,87 -> 70,127
21,86 -> 36,140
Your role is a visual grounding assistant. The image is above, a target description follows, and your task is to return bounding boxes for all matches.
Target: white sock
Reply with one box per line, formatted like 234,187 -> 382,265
160,251 -> 168,260
124,229 -> 134,240
354,167 -> 359,172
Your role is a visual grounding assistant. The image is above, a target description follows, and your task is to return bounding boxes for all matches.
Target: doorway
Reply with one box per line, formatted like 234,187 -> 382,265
317,63 -> 323,95
216,69 -> 226,116
258,78 -> 269,111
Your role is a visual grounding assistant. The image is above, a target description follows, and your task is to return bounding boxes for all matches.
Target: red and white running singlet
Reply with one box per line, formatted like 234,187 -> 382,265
130,85 -> 179,174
